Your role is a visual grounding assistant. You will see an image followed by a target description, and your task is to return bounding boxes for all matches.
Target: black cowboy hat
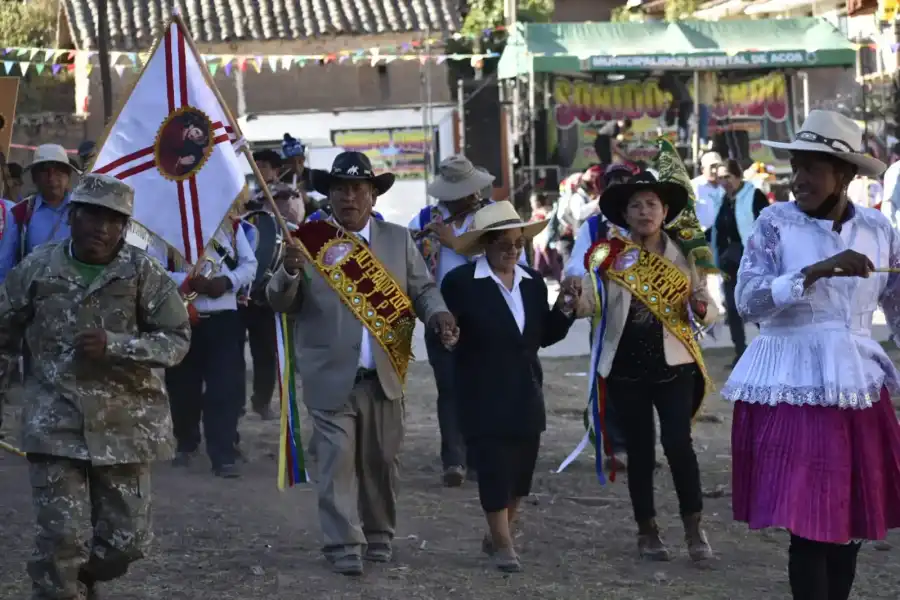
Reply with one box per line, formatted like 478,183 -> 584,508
311,151 -> 395,197
599,171 -> 689,229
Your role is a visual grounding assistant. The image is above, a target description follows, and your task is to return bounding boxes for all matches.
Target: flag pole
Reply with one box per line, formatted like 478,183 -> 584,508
171,13 -> 305,255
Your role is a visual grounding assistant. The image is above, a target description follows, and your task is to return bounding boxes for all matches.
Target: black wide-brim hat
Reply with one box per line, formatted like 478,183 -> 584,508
599,171 -> 689,229
311,151 -> 396,197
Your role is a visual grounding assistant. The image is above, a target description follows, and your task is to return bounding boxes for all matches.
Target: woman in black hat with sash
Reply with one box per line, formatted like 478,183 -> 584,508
575,172 -> 717,562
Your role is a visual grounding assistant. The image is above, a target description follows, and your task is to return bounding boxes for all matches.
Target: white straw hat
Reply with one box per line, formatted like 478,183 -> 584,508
454,201 -> 548,257
25,144 -> 81,174
427,155 -> 495,202
763,110 -> 885,177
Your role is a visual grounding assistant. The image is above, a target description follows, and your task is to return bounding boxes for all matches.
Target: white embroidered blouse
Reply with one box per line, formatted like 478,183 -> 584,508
721,201 -> 900,409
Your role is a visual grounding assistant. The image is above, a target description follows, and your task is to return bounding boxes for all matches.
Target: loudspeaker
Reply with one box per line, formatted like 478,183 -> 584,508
462,81 -> 502,184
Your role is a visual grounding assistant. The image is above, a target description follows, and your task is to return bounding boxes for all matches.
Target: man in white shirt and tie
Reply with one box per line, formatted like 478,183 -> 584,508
153,221 -> 257,478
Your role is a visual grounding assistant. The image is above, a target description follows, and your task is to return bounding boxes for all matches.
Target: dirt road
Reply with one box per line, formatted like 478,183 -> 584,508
2,351 -> 899,599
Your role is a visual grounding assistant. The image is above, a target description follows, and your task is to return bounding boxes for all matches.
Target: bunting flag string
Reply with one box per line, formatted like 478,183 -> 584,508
0,51 -> 500,78
275,312 -> 308,490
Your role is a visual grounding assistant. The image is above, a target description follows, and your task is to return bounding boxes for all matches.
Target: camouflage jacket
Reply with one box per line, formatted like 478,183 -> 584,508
0,241 -> 191,464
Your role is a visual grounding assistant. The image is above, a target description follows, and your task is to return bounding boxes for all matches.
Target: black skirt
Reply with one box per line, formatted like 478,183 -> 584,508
467,435 -> 541,513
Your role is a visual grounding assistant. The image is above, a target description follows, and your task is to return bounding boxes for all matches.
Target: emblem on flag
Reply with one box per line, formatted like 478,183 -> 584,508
90,15 -> 246,264
154,107 -> 215,181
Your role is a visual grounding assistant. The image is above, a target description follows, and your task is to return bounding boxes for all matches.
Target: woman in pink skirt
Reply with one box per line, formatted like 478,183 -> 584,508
723,109 -> 900,600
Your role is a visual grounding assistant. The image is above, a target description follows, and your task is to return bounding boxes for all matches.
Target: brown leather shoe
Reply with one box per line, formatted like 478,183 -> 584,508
637,520 -> 671,561
683,513 -> 713,561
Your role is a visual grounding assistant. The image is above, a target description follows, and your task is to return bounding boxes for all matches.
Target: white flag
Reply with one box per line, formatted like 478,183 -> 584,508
90,17 -> 245,263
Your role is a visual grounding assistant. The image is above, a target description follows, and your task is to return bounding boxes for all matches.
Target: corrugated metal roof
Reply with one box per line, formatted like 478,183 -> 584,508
61,0 -> 462,51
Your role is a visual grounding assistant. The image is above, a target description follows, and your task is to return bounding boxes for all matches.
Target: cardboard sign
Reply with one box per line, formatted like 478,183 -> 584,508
0,78 -> 19,157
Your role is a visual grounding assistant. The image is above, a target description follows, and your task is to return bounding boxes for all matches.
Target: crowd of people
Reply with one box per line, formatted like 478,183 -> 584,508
1,110 -> 900,600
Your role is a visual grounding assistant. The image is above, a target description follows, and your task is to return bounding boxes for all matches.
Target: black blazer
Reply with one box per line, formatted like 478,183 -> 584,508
441,263 -> 574,439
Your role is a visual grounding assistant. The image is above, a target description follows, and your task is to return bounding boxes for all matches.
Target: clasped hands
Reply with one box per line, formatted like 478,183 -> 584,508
429,312 -> 459,349
74,329 -> 107,360
185,275 -> 232,298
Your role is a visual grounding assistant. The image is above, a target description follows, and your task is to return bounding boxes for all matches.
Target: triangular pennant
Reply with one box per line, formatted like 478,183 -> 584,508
436,55 -> 447,65
224,62 -> 232,76
128,52 -> 138,63
253,56 -> 263,72
237,57 -> 247,71
20,61 -> 30,75
35,63 -> 45,75
268,56 -> 278,72
114,64 -> 125,77
85,64 -> 93,76
16,48 -> 27,57
29,48 -> 39,59
296,59 -> 307,68
280,55 -> 292,70
44,49 -> 54,62
52,63 -> 61,75
209,62 -> 219,76
2,61 -> 12,74
383,56 -> 397,64
220,54 -> 234,66
111,51 -> 122,62
419,56 -> 428,65
67,51 -> 77,61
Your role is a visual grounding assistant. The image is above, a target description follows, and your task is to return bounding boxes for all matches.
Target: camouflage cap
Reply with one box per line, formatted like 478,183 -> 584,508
70,173 -> 134,217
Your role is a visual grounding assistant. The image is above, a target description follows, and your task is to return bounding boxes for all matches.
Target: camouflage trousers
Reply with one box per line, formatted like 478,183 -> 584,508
26,454 -> 151,600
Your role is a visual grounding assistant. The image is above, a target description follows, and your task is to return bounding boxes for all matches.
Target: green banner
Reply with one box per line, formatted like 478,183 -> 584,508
582,49 -> 854,71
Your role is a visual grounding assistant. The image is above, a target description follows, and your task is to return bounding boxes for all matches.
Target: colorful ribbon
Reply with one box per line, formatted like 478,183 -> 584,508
556,267 -> 611,484
275,312 -> 308,489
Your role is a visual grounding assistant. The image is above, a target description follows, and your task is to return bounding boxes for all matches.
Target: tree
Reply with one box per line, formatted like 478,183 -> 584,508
0,0 -> 73,114
0,0 -> 59,47
446,0 -> 554,85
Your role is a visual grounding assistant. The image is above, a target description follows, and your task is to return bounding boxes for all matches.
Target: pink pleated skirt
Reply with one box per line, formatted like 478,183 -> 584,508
732,388 -> 900,543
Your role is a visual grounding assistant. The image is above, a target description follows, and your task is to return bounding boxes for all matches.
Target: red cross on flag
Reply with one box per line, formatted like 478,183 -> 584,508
90,14 -> 246,263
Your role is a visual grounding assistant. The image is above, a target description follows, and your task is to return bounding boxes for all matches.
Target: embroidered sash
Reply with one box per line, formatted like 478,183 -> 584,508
293,220 -> 417,381
603,240 -> 713,407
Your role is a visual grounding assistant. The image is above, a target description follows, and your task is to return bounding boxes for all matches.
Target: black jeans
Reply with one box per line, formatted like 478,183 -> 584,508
606,367 -> 703,523
166,310 -> 246,469
425,329 -> 468,469
789,535 -> 861,600
240,302 -> 278,412
723,276 -> 746,355
588,326 -> 626,454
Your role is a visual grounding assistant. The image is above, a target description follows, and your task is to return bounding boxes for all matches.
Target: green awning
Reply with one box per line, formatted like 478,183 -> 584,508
497,18 -> 857,79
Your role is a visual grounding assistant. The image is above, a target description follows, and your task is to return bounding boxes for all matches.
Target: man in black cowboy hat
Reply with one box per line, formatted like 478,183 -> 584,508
268,151 -> 457,576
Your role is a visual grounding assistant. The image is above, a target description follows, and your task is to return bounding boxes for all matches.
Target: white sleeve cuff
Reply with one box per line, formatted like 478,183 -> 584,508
770,271 -> 806,307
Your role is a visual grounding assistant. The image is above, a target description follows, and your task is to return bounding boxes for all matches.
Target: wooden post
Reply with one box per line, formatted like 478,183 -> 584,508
97,0 -> 113,124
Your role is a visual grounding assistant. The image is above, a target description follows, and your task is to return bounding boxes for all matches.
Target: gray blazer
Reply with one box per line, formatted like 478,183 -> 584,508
266,217 -> 447,409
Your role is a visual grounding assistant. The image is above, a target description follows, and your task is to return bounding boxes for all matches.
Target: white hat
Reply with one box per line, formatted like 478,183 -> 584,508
454,201 -> 548,257
763,110 -> 886,177
427,155 -> 495,202
700,152 -> 722,170
25,144 -> 81,174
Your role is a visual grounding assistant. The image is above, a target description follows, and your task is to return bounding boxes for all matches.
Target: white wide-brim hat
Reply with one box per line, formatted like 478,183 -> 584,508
427,154 -> 495,202
455,200 -> 548,257
763,110 -> 885,177
25,143 -> 81,174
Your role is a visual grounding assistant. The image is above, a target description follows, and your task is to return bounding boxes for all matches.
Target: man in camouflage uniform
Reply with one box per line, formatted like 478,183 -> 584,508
0,173 -> 191,599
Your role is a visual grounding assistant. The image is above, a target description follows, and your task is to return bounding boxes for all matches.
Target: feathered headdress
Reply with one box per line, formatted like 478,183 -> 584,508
655,139 -> 718,275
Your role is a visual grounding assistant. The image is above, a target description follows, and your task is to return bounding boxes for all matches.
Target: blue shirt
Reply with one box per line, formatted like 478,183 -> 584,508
0,194 -> 73,283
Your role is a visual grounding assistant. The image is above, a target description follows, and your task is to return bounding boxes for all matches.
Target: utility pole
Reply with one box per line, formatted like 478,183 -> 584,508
97,0 -> 113,124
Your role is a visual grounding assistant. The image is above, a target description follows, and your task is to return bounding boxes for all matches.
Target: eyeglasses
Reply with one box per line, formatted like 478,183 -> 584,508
490,237 -> 527,253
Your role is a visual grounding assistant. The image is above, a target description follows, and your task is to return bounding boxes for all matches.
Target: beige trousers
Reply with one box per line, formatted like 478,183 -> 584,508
308,377 -> 404,558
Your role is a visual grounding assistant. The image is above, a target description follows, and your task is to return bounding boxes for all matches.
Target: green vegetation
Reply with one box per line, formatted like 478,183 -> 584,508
0,0 -> 59,47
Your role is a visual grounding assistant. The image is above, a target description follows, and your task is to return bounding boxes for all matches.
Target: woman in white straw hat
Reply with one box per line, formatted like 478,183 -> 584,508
723,110 -> 900,600
440,200 -> 579,572
408,154 -> 496,487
